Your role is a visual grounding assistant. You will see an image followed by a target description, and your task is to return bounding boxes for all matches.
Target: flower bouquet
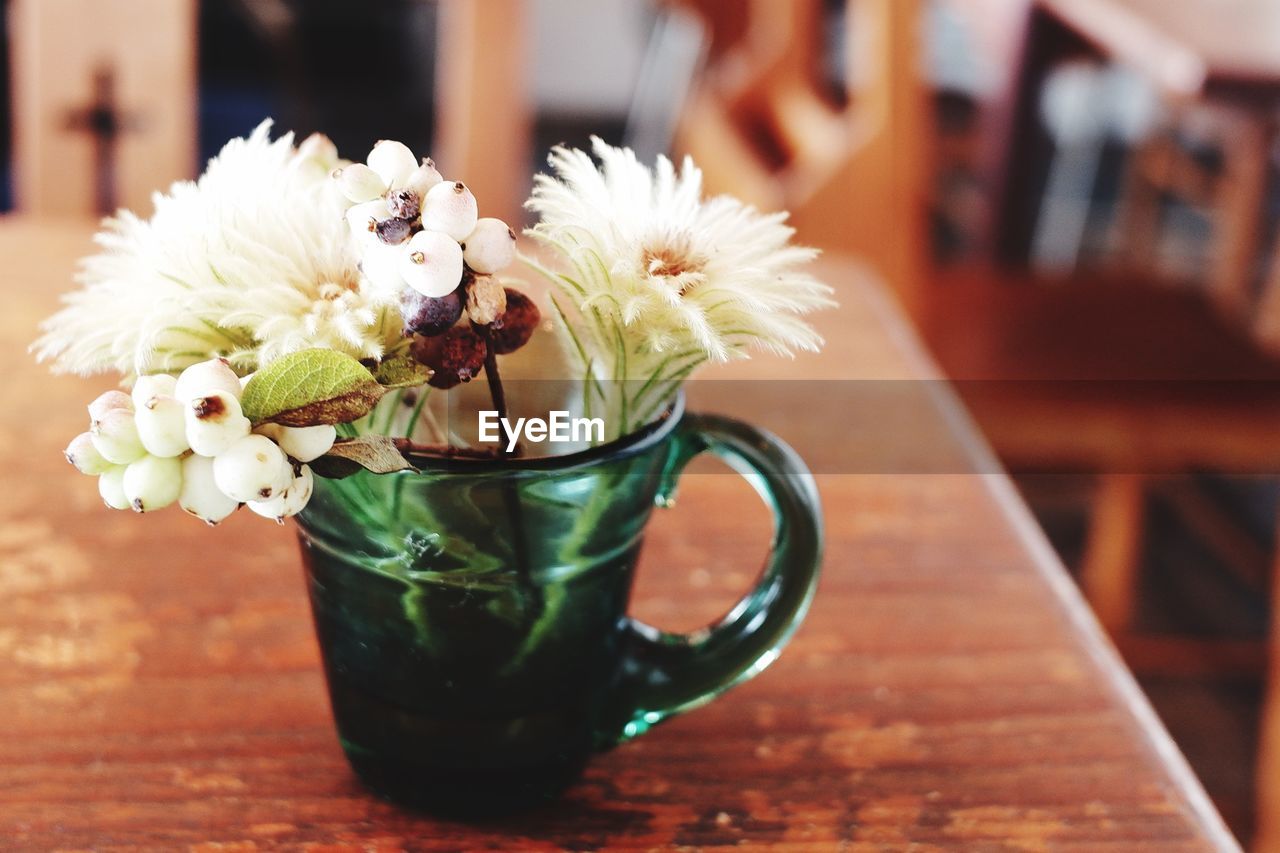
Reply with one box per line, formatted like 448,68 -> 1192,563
35,123 -> 832,813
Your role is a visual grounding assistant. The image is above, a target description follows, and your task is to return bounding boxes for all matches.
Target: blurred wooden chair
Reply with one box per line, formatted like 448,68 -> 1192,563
984,0 -> 1280,350
1123,100 -> 1280,386
9,0 -> 197,216
671,0 -> 929,317
1119,103 -> 1274,322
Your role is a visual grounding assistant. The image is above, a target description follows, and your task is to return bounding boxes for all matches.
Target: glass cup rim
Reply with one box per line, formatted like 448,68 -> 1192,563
399,392 -> 686,477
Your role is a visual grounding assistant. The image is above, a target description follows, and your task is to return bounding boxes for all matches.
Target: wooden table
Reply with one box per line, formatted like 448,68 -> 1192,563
0,218 -> 1238,849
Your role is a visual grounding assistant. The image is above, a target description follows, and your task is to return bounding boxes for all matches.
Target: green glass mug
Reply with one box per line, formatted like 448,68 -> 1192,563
294,395 -> 822,814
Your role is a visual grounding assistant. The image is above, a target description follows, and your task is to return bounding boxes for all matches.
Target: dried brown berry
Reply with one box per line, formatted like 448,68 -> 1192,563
409,334 -> 442,366
487,288 -> 541,354
400,286 -> 463,337
411,326 -> 488,389
375,217 -> 414,245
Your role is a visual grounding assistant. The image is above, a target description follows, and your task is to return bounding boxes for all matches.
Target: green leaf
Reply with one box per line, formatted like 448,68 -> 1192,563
374,355 -> 432,389
313,435 -> 416,479
241,349 -> 385,426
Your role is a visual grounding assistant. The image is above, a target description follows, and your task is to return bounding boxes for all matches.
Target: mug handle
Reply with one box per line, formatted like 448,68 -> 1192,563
599,412 -> 824,747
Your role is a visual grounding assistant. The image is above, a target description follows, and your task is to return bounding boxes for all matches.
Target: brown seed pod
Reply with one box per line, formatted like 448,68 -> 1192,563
487,288 -> 541,354
465,275 -> 507,326
411,326 -> 488,389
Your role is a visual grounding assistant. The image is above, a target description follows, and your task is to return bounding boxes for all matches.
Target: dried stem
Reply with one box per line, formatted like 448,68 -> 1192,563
390,439 -> 499,460
478,327 -> 533,585
482,338 -> 516,456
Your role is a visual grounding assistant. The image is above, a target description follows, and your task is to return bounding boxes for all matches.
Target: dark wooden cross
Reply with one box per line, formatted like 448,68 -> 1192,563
63,66 -> 142,215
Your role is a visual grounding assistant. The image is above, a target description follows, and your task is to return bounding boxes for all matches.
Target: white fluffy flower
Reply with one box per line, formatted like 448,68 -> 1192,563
524,138 -> 833,433
526,138 -> 832,369
33,121 -> 401,378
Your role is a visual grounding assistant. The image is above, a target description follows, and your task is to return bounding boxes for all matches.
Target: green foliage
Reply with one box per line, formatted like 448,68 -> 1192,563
241,348 -> 385,426
374,355 -> 433,389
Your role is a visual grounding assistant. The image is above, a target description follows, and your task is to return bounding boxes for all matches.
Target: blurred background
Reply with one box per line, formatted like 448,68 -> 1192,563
6,0 -> 1280,845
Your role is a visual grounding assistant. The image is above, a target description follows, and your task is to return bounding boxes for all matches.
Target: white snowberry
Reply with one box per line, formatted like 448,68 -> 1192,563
88,390 -> 133,424
421,181 -> 478,242
463,218 -> 517,274
247,464 -> 315,523
90,409 -> 146,464
185,391 -> 251,457
122,454 -> 183,513
405,158 -> 443,198
367,140 -> 418,188
134,394 -> 191,458
174,359 -> 242,404
419,180 -> 481,240
65,432 -> 113,475
399,230 -> 464,298
358,239 -> 408,297
213,434 -> 293,503
131,374 -> 178,409
337,163 -> 386,204
98,466 -> 130,510
296,132 -> 338,167
345,199 -> 389,244
255,423 -> 336,463
179,454 -> 240,525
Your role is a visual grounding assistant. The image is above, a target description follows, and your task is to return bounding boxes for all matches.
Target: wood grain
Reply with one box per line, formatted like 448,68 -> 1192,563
0,219 -> 1238,850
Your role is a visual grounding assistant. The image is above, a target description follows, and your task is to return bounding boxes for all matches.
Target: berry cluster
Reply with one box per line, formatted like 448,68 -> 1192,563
335,141 -> 540,388
65,359 -> 335,524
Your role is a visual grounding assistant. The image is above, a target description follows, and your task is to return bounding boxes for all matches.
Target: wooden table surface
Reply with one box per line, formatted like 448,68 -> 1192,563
0,217 -> 1238,850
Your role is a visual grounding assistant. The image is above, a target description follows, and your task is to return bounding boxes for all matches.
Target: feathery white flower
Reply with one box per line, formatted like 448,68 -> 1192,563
524,137 -> 833,432
33,121 -> 401,378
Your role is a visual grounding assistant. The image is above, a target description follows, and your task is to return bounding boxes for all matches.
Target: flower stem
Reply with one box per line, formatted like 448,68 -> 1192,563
479,328 -> 533,587
482,341 -> 515,456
